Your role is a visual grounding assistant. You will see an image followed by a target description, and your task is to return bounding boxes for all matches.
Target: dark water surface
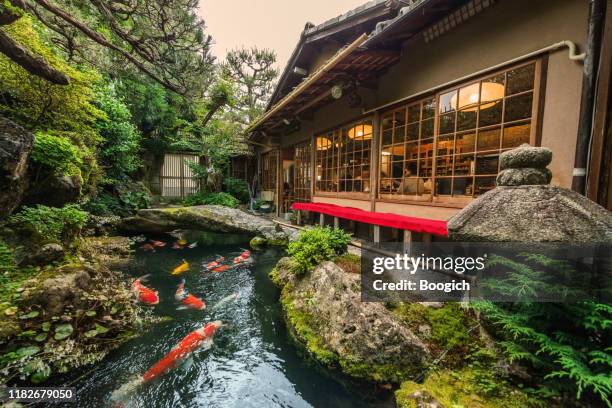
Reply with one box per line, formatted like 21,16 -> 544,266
53,232 -> 393,408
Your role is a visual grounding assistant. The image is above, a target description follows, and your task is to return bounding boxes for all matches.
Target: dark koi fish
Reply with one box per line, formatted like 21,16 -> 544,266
141,243 -> 155,252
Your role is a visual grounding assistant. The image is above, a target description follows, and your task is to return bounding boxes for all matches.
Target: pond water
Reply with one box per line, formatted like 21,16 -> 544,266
53,231 -> 394,408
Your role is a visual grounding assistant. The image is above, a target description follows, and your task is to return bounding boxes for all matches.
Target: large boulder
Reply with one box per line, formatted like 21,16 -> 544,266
21,173 -> 81,208
272,258 -> 431,384
18,243 -> 65,267
0,116 -> 33,217
120,205 -> 295,244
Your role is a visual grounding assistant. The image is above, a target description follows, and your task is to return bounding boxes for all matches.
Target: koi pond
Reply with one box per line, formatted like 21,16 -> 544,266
50,231 -> 393,408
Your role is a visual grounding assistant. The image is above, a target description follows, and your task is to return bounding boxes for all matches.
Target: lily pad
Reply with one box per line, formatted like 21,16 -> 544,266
54,323 -> 73,340
95,324 -> 109,334
16,345 -> 40,358
19,330 -> 37,338
4,306 -> 17,316
41,322 -> 51,332
84,329 -> 98,338
35,333 -> 48,342
19,310 -> 40,319
85,310 -> 96,317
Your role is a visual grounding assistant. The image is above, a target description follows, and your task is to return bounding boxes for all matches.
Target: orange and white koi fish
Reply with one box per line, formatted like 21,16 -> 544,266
150,240 -> 166,248
131,275 -> 159,305
141,243 -> 155,252
142,321 -> 222,382
111,321 -> 223,403
212,265 -> 230,273
175,279 -> 206,310
171,260 -> 190,276
204,256 -> 225,271
233,249 -> 252,264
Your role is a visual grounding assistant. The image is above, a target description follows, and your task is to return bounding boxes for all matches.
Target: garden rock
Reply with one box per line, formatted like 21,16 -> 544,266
495,167 -> 551,186
0,116 -> 34,217
21,174 -> 81,208
24,270 -> 91,315
274,258 -> 431,383
19,243 -> 65,267
120,205 -> 294,244
499,143 -> 552,169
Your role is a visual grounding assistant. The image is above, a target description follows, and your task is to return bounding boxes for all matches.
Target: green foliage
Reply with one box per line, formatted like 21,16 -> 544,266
182,192 -> 239,208
287,227 -> 352,275
0,240 -> 16,275
85,182 -> 151,217
31,131 -> 82,177
95,83 -> 142,184
8,205 -> 87,245
474,254 -> 612,407
224,177 -> 250,203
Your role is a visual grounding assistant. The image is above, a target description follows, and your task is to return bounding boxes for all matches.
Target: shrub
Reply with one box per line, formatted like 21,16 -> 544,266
223,177 -> 250,203
473,254 -> 612,407
0,241 -> 16,275
31,132 -> 82,177
182,192 -> 239,208
287,227 -> 352,275
8,204 -> 87,244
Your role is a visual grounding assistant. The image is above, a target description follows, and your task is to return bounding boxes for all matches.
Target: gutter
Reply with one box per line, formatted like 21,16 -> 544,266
362,40 -> 586,115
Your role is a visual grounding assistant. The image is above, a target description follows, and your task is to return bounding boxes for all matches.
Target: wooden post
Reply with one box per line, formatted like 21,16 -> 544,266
320,213 -> 325,227
403,230 -> 412,254
334,217 -> 340,229
297,210 -> 302,225
370,112 -> 380,212
373,225 -> 380,243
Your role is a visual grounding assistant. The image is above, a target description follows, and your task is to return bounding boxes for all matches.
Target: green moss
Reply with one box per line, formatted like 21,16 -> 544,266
333,253 -> 361,274
395,368 -> 544,408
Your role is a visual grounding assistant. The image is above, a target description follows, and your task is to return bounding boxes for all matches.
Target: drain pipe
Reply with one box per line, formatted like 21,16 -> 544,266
572,0 -> 605,195
362,40 -> 585,115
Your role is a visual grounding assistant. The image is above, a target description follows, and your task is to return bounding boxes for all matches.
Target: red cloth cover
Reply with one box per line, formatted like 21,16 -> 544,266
291,202 -> 448,237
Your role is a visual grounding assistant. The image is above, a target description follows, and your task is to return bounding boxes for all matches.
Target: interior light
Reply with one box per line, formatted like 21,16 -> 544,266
347,124 -> 373,139
316,136 -> 331,150
450,81 -> 504,112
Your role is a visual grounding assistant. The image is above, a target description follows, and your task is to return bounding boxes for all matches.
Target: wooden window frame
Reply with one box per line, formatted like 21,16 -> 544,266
294,140 -> 312,203
259,149 -> 279,191
313,117 -> 374,200
377,58 -> 545,206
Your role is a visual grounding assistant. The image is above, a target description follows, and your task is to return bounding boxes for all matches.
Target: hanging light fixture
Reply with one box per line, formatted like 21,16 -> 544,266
316,136 -> 331,150
450,81 -> 505,112
347,123 -> 373,140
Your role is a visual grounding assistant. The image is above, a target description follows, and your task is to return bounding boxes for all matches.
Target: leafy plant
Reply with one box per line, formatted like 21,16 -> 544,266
223,177 -> 250,203
182,192 -> 239,208
31,132 -> 82,177
474,254 -> 612,407
287,227 -> 352,275
8,204 -> 87,244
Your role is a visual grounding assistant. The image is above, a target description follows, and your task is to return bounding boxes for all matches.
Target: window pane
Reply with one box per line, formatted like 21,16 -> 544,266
439,90 -> 457,114
452,177 -> 474,196
407,104 -> 421,123
478,100 -> 503,127
436,177 -> 452,195
457,83 -> 480,109
394,126 -> 406,144
454,154 -> 474,175
407,123 -> 419,141
502,123 -> 531,149
475,154 -> 499,175
474,176 -> 497,196
456,132 -> 476,154
439,113 -> 455,135
505,92 -> 533,122
436,155 -> 454,176
419,158 -> 433,178
477,127 -> 501,151
405,160 -> 418,175
382,115 -> 394,131
422,118 -> 434,138
436,135 -> 454,156
394,109 -> 406,127
481,74 -> 505,102
392,161 -> 403,179
382,129 -> 393,146
506,64 -> 535,95
405,142 -> 419,160
423,98 -> 436,119
457,108 -> 477,131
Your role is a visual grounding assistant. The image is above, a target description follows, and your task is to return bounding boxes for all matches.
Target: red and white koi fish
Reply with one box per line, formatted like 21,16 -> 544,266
204,256 -> 225,271
131,275 -> 159,305
233,249 -> 252,264
141,243 -> 155,252
175,279 -> 206,310
111,321 -> 223,403
212,265 -> 230,273
150,240 -> 166,248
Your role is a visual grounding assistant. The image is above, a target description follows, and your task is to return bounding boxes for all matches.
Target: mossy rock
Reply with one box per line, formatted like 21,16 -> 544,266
395,368 -> 543,408
249,236 -> 267,249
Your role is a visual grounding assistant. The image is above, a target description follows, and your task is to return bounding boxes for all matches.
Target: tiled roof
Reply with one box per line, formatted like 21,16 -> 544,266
303,0 -> 389,36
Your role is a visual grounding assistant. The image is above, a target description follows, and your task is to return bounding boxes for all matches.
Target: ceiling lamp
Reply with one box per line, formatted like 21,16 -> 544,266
347,124 -> 373,140
316,136 -> 331,150
331,85 -> 343,100
450,81 -> 505,112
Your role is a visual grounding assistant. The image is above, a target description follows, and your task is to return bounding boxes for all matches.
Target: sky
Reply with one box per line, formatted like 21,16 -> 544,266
198,0 -> 368,71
